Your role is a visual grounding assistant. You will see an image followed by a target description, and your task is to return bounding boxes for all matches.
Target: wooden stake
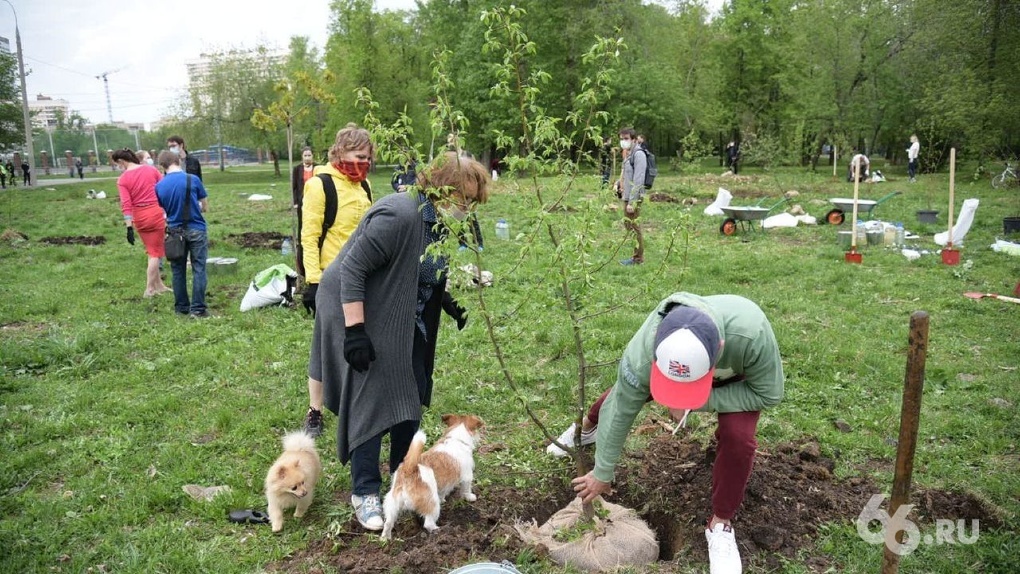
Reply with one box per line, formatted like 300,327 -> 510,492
851,160 -> 861,249
880,311 -> 929,574
947,148 -> 956,246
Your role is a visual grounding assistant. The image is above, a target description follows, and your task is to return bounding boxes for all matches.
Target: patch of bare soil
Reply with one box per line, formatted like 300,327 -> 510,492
268,434 -> 1005,573
39,235 -> 105,245
226,231 -> 288,250
1,228 -> 28,243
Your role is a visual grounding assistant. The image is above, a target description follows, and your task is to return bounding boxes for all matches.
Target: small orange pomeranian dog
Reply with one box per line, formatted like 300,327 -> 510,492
264,431 -> 321,532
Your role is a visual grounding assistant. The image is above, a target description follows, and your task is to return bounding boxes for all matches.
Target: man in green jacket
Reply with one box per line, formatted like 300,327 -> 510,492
569,292 -> 784,574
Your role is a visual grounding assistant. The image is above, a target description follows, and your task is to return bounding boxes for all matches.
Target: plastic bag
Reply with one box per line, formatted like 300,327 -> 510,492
239,264 -> 298,312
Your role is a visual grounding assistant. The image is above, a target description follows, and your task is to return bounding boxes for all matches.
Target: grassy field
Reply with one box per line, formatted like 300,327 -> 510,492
1,160 -> 1017,573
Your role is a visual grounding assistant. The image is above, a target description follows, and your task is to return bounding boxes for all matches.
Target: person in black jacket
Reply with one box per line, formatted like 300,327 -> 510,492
390,159 -> 417,192
292,147 -> 317,277
166,135 -> 203,181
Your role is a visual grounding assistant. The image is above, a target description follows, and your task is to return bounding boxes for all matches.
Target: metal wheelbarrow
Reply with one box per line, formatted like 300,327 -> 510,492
719,197 -> 790,235
824,191 -> 901,225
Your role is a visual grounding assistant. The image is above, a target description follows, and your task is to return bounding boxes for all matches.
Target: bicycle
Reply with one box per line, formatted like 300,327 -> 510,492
991,162 -> 1018,188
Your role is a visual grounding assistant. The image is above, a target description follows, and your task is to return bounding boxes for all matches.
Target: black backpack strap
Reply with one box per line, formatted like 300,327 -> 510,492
182,173 -> 192,227
360,180 -> 373,202
317,174 -> 337,252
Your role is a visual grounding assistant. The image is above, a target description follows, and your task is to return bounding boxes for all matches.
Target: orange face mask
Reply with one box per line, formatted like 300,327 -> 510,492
335,160 -> 371,182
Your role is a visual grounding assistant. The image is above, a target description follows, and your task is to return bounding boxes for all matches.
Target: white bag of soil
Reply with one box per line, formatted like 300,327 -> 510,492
515,497 -> 658,572
239,264 -> 297,312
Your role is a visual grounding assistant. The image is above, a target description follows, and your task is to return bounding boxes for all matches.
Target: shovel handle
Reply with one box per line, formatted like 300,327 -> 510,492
993,294 -> 1020,304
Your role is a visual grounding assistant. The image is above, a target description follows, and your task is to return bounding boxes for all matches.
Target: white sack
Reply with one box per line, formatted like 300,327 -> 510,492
240,264 -> 297,311
763,212 -> 799,228
704,187 -> 733,216
248,194 -> 273,201
934,198 -> 979,246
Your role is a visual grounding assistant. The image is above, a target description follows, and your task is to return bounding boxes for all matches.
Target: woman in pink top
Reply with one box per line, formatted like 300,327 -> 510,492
113,148 -> 171,297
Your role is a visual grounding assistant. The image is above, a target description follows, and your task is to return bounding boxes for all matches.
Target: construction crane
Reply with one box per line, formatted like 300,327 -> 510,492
95,68 -> 123,124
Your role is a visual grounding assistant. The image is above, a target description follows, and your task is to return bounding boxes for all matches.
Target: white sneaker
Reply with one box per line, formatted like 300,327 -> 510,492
352,494 -> 384,531
706,523 -> 742,574
545,423 -> 597,457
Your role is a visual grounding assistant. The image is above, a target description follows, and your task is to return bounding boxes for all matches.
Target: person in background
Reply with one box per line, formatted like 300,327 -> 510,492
907,135 -> 920,183
314,152 -> 489,531
75,157 -> 85,180
166,136 -> 203,181
300,125 -> 374,438
113,148 -> 171,298
616,127 -> 647,265
155,150 -> 210,318
4,161 -> 14,187
390,158 -> 418,192
848,151 -> 870,182
600,136 -> 614,188
726,141 -> 741,175
0,161 -> 7,189
292,146 -> 318,278
21,160 -> 30,186
569,292 -> 784,574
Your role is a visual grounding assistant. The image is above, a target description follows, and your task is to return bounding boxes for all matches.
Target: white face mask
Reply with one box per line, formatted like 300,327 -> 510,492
439,205 -> 470,222
620,140 -> 632,150
145,158 -> 154,166
169,146 -> 180,156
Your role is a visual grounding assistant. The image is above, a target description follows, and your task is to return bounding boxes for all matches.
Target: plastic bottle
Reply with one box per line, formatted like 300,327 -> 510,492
281,237 -> 293,255
895,222 -> 905,248
856,221 -> 866,245
884,223 -> 897,246
495,218 -> 510,241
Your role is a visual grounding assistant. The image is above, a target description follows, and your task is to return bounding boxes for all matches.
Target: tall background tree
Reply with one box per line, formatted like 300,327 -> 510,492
0,51 -> 25,153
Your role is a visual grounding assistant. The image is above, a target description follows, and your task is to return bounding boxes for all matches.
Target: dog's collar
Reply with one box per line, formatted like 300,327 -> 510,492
443,435 -> 474,449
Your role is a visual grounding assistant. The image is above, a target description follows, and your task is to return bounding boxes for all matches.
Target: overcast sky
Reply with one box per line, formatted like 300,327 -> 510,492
2,0 -> 721,129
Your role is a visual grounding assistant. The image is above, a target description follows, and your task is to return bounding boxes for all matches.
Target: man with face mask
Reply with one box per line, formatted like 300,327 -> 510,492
166,136 -> 203,181
616,127 -> 646,265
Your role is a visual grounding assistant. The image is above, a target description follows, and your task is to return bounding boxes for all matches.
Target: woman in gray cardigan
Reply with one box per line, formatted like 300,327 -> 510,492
312,152 -> 491,531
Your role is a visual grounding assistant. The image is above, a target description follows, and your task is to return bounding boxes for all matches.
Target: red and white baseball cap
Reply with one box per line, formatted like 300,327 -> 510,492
649,306 -> 721,410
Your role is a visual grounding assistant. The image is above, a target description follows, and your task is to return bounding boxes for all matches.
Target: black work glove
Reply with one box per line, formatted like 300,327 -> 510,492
442,291 -> 468,330
126,226 -> 135,245
344,323 -> 376,372
302,283 -> 318,316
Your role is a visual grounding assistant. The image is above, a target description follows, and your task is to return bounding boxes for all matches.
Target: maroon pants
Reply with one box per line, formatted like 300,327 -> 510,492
587,387 -> 760,521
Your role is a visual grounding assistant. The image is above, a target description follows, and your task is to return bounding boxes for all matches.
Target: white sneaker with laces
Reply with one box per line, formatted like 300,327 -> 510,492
545,423 -> 598,457
706,522 -> 742,574
352,494 -> 384,531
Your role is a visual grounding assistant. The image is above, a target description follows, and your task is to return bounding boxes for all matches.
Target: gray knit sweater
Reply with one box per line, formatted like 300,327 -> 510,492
312,192 -> 426,462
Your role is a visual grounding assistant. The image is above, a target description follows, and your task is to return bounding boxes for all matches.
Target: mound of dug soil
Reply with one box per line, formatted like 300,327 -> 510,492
268,434 -> 1003,573
226,231 -> 287,250
39,235 -> 106,245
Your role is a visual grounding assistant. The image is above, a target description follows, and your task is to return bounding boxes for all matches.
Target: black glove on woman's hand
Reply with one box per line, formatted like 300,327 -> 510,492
344,323 -> 376,372
126,226 -> 135,245
442,291 -> 468,330
302,283 -> 318,316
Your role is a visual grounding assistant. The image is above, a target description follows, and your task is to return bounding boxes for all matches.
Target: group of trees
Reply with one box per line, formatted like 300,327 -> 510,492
18,0 -> 1009,173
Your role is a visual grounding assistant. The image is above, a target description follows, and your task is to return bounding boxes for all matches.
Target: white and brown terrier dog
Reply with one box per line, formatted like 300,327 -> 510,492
380,414 -> 484,539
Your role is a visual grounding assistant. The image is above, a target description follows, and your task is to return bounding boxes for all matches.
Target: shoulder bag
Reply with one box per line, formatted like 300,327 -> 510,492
164,174 -> 191,260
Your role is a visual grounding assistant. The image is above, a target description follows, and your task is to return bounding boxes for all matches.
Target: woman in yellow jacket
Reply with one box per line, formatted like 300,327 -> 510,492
300,123 -> 374,437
